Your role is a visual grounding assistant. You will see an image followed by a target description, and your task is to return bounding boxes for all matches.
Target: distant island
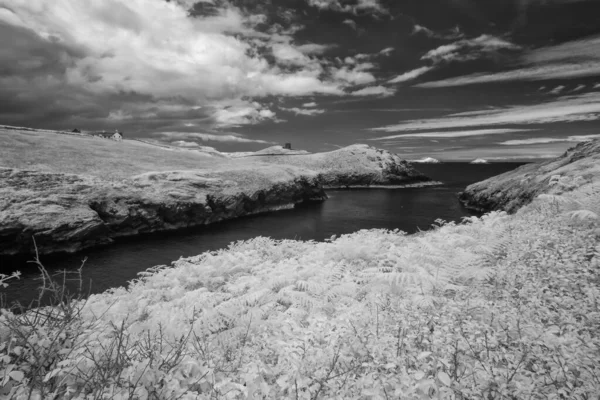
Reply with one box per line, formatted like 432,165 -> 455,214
469,158 -> 489,164
410,156 -> 441,164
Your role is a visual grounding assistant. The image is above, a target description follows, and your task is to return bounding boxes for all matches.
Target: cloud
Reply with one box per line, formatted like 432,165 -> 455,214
271,43 -> 314,67
417,35 -> 600,87
332,65 -> 376,85
307,0 -> 388,15
388,66 -> 434,83
498,134 -> 600,145
342,19 -> 357,30
421,35 -> 520,64
371,92 -> 600,132
0,0 -> 370,131
302,102 -> 318,107
572,84 -> 586,92
156,132 -> 273,144
296,43 -> 335,54
379,47 -> 394,56
172,140 -> 200,147
371,128 -> 535,140
281,107 -> 326,116
350,85 -> 395,97
211,102 -> 279,127
412,24 -> 463,40
549,85 -> 566,95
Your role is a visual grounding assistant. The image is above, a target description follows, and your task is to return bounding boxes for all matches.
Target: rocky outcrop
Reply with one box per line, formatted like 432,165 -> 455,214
459,139 -> 600,213
1,126 -> 434,257
247,144 -> 431,188
0,167 -> 326,256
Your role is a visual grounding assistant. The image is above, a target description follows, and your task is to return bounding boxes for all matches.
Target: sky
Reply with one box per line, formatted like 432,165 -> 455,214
1,0 -> 600,160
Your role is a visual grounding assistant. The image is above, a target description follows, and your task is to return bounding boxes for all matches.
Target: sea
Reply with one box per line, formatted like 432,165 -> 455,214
0,162 -> 526,307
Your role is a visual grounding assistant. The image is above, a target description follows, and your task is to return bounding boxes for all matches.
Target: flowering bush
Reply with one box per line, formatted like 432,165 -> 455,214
1,182 -> 599,399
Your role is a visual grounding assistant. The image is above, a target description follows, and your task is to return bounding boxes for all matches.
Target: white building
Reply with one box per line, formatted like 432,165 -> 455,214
111,130 -> 123,141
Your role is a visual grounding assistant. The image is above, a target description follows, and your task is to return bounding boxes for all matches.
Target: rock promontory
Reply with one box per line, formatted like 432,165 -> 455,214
0,128 -> 431,256
459,139 -> 600,213
240,144 -> 432,189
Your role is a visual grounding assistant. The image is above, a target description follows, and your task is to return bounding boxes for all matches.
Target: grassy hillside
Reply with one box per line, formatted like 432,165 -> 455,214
0,127 -> 232,180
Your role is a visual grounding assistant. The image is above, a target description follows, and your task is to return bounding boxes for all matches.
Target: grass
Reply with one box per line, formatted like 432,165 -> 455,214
1,181 -> 599,399
0,127 -> 236,180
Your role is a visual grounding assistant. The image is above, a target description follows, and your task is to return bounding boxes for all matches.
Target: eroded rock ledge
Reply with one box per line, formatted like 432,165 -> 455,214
0,145 -> 429,255
244,144 -> 431,189
0,167 -> 326,256
459,139 -> 600,213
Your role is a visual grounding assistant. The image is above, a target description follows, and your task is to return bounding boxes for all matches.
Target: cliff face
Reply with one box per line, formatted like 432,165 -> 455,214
246,144 -> 431,188
0,167 -> 326,256
0,127 -> 433,257
459,139 -> 600,213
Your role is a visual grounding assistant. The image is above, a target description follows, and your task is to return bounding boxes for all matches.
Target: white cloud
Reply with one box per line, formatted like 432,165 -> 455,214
412,24 -> 463,40
307,0 -> 388,14
172,140 -> 200,147
421,35 -> 520,64
499,134 -> 600,145
342,19 -> 357,30
371,128 -> 535,140
156,132 -> 273,144
271,43 -> 313,67
379,47 -> 394,56
572,84 -> 586,92
332,66 -> 376,85
296,43 -> 334,54
281,107 -> 326,116
350,85 -> 395,97
549,85 -> 565,95
210,100 -> 279,127
371,92 -> 600,132
417,35 -> 600,87
388,66 -> 433,83
0,0 -> 360,131
303,102 -> 318,107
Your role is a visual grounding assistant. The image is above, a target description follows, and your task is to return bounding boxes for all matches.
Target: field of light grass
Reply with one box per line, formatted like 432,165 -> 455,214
0,127 -> 236,180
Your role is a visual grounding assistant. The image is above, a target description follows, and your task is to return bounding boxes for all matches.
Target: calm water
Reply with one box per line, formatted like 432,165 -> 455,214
1,162 -> 525,306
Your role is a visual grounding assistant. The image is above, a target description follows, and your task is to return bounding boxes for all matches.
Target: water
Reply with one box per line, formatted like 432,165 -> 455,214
0,162 -> 525,307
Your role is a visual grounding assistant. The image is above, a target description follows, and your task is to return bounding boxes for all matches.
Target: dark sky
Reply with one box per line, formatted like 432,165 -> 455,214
1,0 -> 600,160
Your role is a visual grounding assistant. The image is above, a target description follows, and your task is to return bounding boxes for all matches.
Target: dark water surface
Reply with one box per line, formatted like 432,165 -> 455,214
1,162 -> 525,306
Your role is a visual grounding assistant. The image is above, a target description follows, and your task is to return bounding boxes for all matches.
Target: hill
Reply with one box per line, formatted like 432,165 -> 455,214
0,127 -> 428,256
460,139 -> 600,213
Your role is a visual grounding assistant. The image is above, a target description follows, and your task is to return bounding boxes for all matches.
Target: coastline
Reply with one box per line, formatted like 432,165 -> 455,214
0,127 -> 430,257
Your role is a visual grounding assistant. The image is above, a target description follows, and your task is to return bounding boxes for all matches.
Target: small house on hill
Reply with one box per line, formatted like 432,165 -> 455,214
111,130 -> 123,141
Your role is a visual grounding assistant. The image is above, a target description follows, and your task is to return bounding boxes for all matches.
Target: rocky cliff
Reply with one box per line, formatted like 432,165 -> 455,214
0,167 -> 326,256
246,144 -> 431,188
459,139 -> 600,213
1,127 -> 433,257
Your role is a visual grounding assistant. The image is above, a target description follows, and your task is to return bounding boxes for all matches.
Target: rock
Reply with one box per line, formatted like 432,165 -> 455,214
247,144 -> 431,188
0,127 -> 433,257
459,139 -> 600,213
0,166 -> 326,256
